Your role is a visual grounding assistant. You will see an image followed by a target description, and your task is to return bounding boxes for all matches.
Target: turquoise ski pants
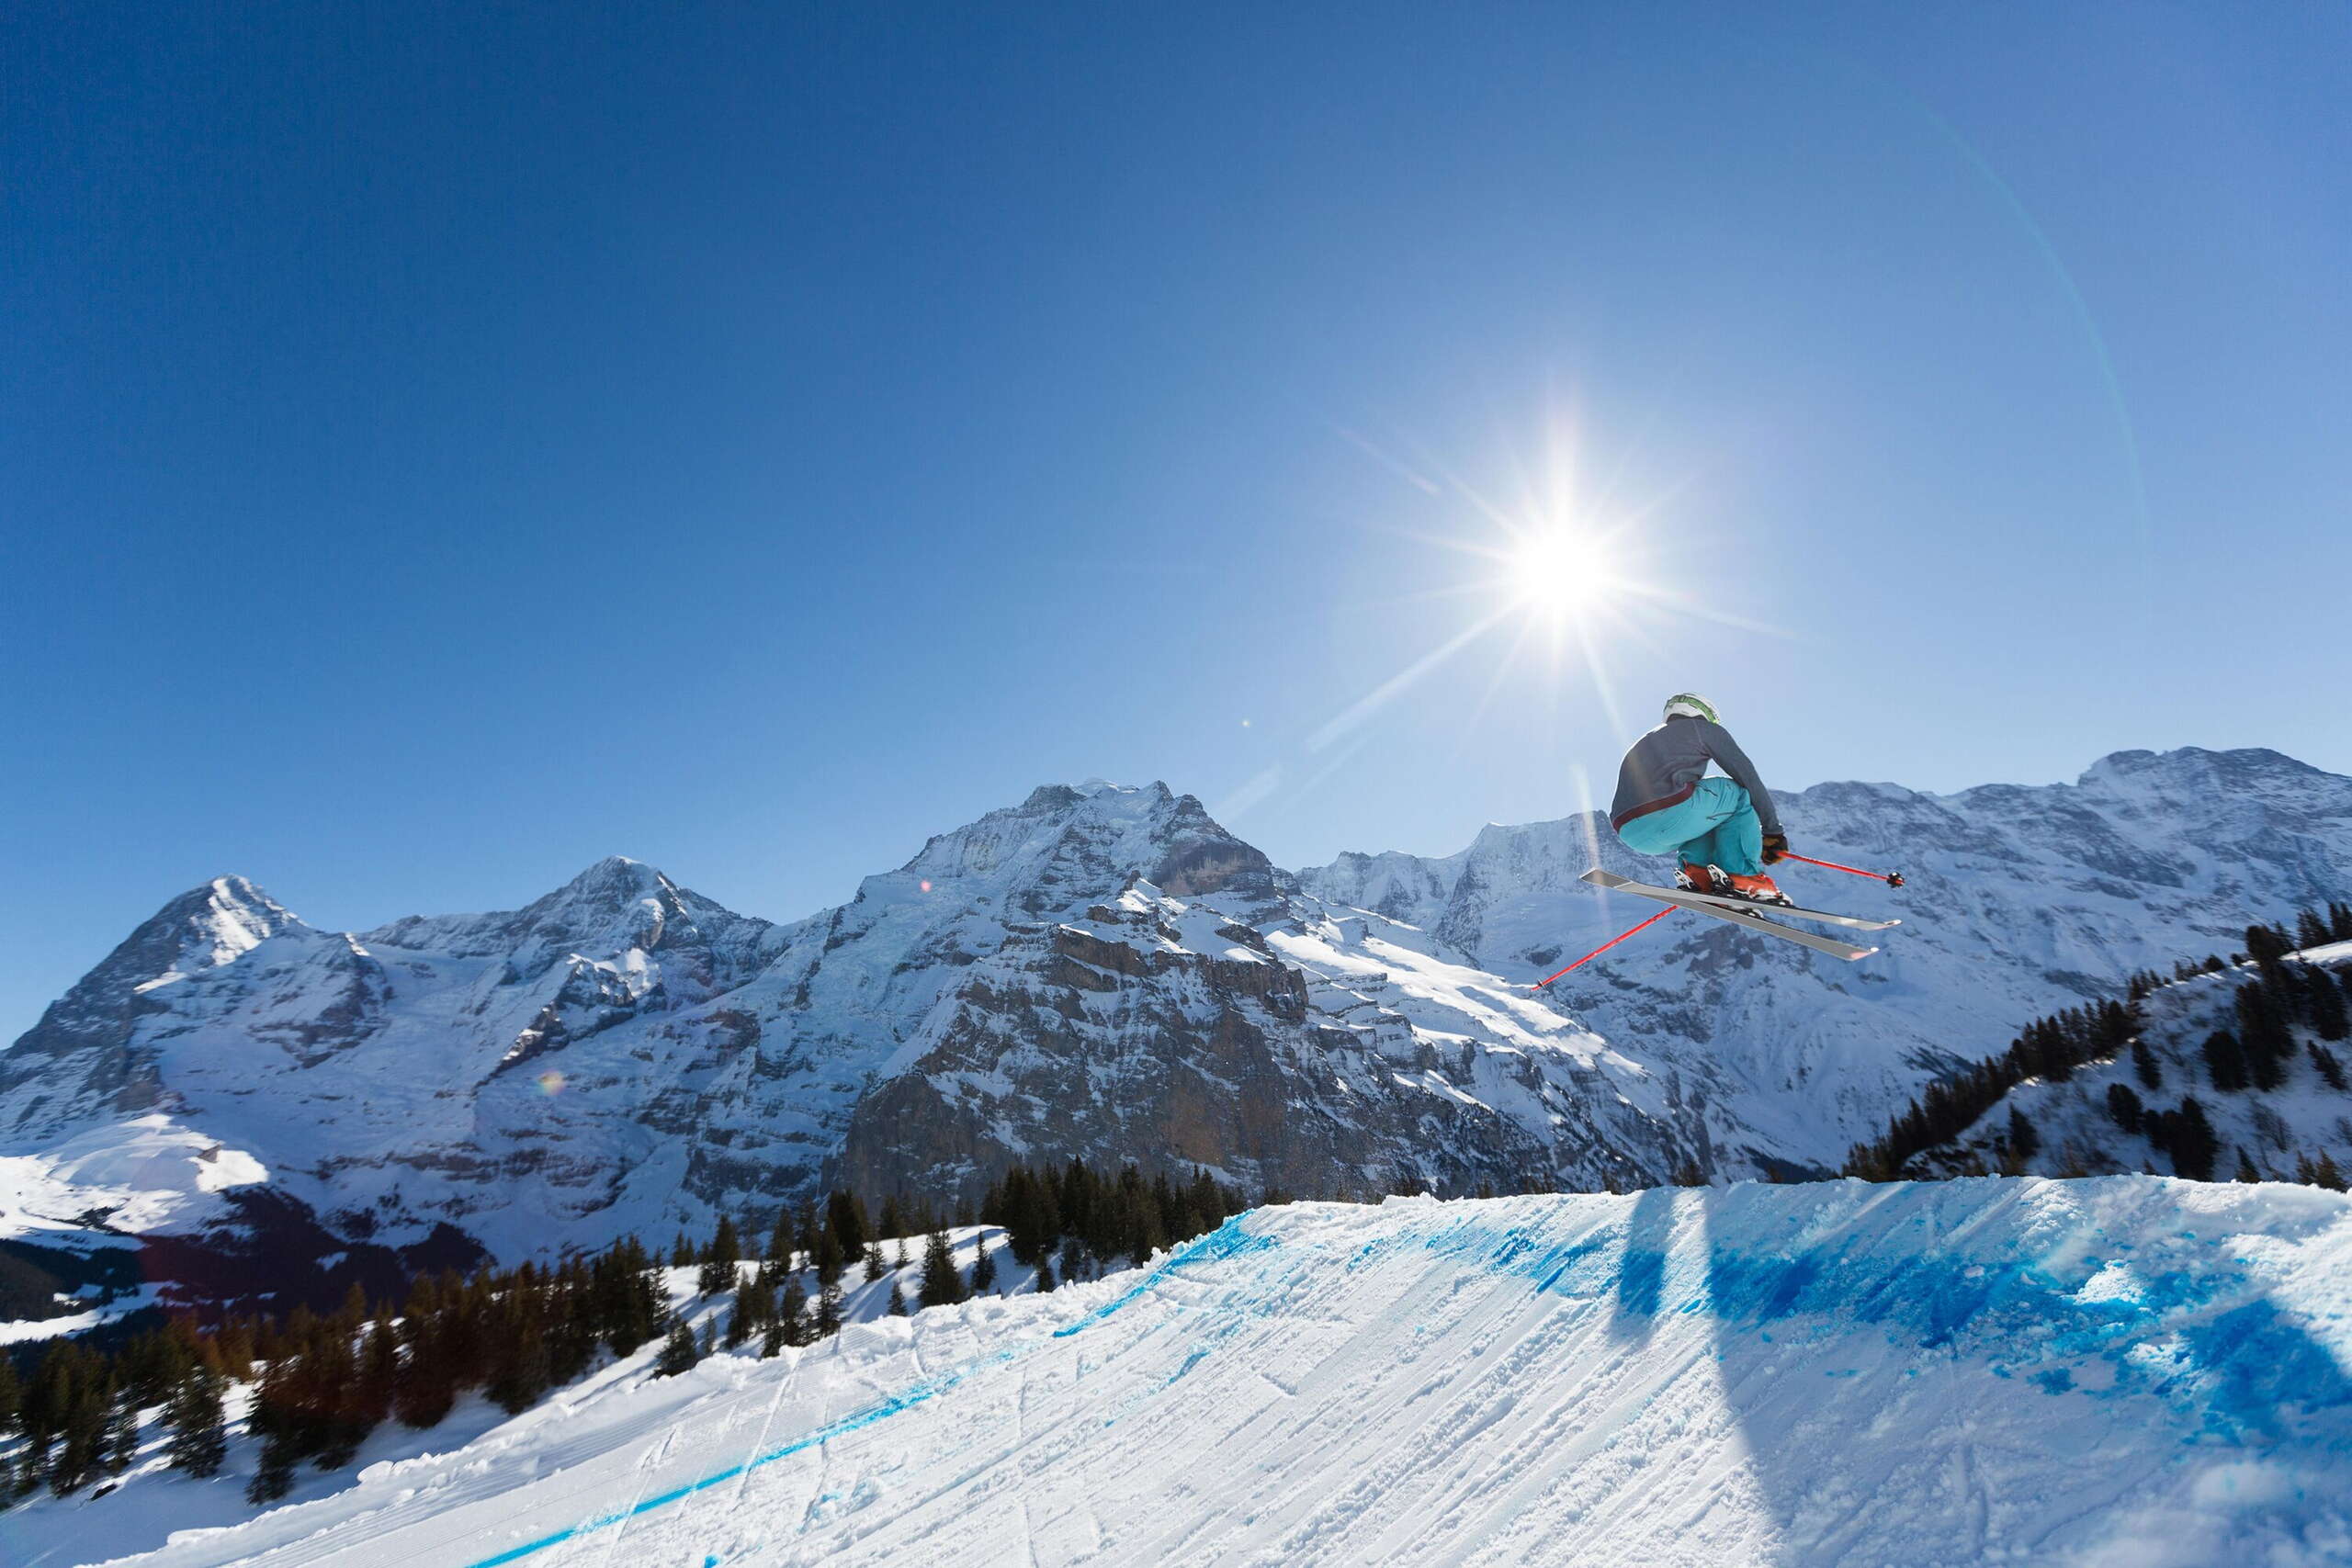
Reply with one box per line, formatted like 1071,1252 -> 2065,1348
1614,777 -> 1766,875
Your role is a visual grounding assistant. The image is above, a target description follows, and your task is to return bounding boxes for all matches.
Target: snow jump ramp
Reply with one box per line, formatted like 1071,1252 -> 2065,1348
115,1177 -> 2352,1568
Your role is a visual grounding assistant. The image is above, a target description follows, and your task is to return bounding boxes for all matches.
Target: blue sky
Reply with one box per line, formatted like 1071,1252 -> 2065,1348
4,3 -> 2347,1036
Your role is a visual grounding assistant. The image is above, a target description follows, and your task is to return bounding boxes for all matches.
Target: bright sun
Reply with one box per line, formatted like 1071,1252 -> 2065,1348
1506,526 -> 1614,618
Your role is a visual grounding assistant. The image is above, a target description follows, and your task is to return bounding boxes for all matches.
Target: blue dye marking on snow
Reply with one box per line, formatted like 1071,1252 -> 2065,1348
1400,1201 -> 2352,1441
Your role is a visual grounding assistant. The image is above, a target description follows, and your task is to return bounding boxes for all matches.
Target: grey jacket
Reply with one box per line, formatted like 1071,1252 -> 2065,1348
1610,716 -> 1782,836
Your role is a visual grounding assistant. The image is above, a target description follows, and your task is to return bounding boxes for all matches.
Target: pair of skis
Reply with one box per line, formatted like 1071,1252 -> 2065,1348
1530,868 -> 1902,988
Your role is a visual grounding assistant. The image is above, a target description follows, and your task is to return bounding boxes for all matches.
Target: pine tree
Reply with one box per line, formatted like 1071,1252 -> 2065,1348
2312,1043 -> 2350,1092
165,1365 -> 229,1478
826,1190 -> 869,1257
766,1208 -> 797,1275
919,1228 -> 968,1308
50,1359 -> 109,1495
102,1385 -> 140,1476
697,1215 -> 741,1297
0,1355 -> 19,1445
1034,1253 -> 1056,1292
2132,1040 -> 2163,1091
2170,1097 -> 2219,1180
487,1322 -> 552,1416
2246,922 -> 2293,971
246,1433 -> 297,1505
2234,1147 -> 2262,1183
2315,1152 -> 2349,1192
760,1313 -> 787,1359
777,1278 -> 809,1346
2105,1081 -> 2144,1134
2006,1106 -> 2041,1163
654,1324 -> 699,1378
863,1244 -> 886,1284
2237,985 -> 2293,1090
2298,909 -> 2332,952
2202,1030 -> 2250,1092
814,1280 -> 843,1337
969,1233 -> 998,1295
888,1281 -> 910,1317
814,1228 -> 844,1291
2307,968 -> 2349,1043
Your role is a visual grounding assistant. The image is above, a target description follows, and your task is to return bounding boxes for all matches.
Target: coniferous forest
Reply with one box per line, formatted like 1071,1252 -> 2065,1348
0,1160 -> 1249,1508
1845,901 -> 2352,1184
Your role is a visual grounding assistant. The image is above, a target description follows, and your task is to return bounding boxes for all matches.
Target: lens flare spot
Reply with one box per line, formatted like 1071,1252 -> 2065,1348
919,879 -> 933,893
537,1070 -> 566,1096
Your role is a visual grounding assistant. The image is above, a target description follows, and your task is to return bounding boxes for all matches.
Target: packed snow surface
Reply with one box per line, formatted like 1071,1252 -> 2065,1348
83,1177 -> 2352,1568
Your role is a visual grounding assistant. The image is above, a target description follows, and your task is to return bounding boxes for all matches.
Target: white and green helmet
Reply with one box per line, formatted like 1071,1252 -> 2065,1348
1663,693 -> 1719,723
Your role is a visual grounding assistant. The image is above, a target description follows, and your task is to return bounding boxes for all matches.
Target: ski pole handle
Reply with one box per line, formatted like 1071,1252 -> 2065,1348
1783,852 -> 1904,888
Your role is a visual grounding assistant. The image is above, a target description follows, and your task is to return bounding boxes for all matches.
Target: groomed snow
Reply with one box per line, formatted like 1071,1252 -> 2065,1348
68,1176 -> 2352,1568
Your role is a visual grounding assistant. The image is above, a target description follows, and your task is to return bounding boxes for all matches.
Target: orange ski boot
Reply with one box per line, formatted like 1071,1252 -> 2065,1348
1675,863 -> 1724,895
1720,871 -> 1792,907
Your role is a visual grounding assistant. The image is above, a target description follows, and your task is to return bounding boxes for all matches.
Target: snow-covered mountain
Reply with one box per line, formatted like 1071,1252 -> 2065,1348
5,747 -> 2349,1273
1894,937 -> 2352,1180
1305,745 -> 2352,1171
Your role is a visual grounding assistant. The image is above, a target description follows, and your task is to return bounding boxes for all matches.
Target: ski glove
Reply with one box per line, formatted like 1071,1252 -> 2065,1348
1760,833 -> 1789,865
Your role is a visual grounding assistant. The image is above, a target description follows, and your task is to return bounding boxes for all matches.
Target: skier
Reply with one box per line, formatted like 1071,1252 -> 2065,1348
1609,693 -> 1792,906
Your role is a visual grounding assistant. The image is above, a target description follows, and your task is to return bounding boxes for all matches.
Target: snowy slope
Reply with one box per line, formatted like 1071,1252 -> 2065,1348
1905,942 -> 2352,1179
79,1178 -> 2352,1568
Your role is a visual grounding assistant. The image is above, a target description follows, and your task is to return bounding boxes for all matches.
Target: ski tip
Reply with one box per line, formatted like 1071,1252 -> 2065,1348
1848,947 -> 1881,962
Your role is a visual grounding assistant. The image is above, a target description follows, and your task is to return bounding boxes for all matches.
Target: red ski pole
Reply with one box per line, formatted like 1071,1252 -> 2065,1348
1530,908 -> 1675,990
1782,852 -> 1905,888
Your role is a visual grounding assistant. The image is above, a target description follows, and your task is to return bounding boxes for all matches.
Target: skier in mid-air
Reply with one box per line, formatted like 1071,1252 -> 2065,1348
1609,693 -> 1792,906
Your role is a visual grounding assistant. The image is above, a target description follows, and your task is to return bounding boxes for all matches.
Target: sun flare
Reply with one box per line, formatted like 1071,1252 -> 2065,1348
1505,526 -> 1616,619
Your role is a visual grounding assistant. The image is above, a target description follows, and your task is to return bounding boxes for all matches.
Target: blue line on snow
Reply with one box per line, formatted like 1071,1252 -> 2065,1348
459,1221 -> 1270,1568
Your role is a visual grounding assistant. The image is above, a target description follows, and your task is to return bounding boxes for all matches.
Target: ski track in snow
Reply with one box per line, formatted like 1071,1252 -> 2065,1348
53,1176 -> 2352,1568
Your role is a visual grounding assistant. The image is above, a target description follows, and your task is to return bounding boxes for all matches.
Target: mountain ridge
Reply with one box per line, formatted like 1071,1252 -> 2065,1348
5,746 -> 2348,1279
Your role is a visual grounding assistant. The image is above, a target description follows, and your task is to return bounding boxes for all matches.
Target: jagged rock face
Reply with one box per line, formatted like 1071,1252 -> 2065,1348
4,749 -> 2349,1271
836,888 -> 1687,1204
